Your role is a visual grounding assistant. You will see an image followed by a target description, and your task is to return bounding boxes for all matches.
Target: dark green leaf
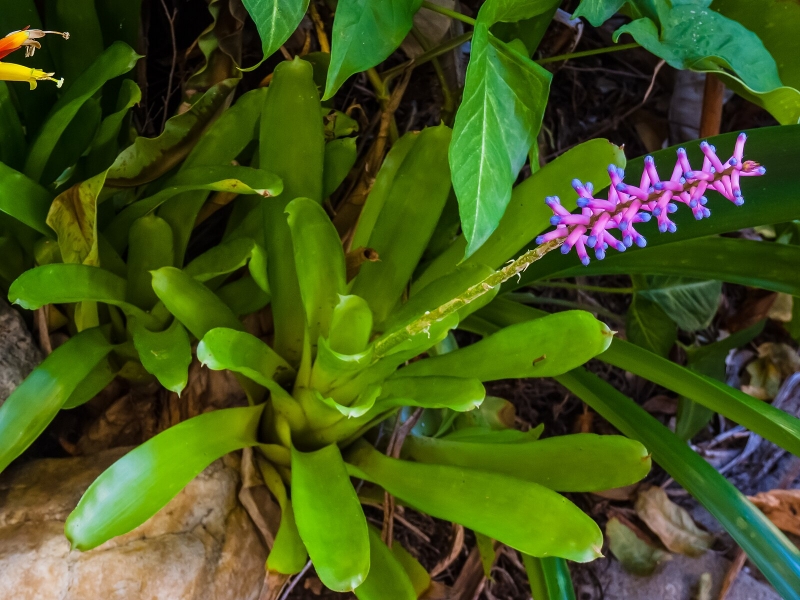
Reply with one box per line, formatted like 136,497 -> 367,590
522,555 -> 577,600
626,294 -> 677,357
0,162 -> 54,235
46,0 -> 105,86
573,0 -> 627,26
323,137 -> 357,198
87,79 -> 142,175
66,405 -> 264,550
324,0 -> 423,99
450,24 -> 551,257
131,318 -> 192,394
0,82 -> 26,169
126,215 -> 175,310
241,0 -> 310,67
639,276 -> 721,332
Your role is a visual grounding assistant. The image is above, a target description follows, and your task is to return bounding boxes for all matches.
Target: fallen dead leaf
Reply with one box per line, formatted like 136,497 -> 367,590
635,486 -> 714,557
695,572 -> 713,600
593,483 -> 640,501
748,489 -> 800,536
642,395 -> 678,415
606,517 -> 671,576
768,293 -> 793,322
724,290 -> 776,332
742,343 -> 800,400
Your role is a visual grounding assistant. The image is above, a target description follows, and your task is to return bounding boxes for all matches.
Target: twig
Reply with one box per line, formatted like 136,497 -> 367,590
699,74 -> 724,138
276,560 -> 313,600
382,408 -> 424,547
159,0 -> 178,133
309,2 -> 330,54
36,306 -> 52,355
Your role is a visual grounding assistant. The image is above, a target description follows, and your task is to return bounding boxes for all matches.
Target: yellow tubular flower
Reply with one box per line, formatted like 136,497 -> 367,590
0,62 -> 63,89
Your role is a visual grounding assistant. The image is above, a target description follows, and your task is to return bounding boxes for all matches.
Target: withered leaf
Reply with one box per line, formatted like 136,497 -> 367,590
748,489 -> 800,536
635,486 -> 714,557
606,517 -> 671,576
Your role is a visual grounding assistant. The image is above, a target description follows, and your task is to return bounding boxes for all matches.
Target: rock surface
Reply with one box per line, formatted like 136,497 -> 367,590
0,448 -> 267,600
0,299 -> 41,405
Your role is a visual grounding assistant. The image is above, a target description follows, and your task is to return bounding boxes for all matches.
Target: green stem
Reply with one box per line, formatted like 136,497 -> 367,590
421,1 -> 476,26
533,281 -> 635,294
536,42 -> 640,65
382,31 -> 473,85
374,239 -> 563,358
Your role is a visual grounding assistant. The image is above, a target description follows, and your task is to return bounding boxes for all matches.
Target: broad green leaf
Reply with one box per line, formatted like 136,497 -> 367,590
286,197 -> 347,344
43,98 -> 102,186
260,58 -> 325,365
126,215 -> 175,310
350,130 -> 420,250
46,170 -> 107,266
415,139 -> 625,292
522,555 -> 577,600
62,356 -> 118,410
450,24 -> 551,258
514,126 -> 800,288
390,540 -> 431,597
66,405 -> 264,550
46,0 -> 105,86
626,294 -> 677,357
160,87 -> 268,262
354,527 -> 417,600
478,0 -> 563,25
676,321 -> 765,441
573,0 -> 627,26
328,295 -> 373,355
216,276 -> 271,316
104,165 -> 282,255
346,440 -> 603,562
24,42 -> 141,183
557,367 -> 800,598
95,0 -> 143,48
403,433 -> 650,492
490,0 -> 561,57
0,83 -> 26,170
378,376 -> 486,412
257,458 -> 308,575
711,0 -> 800,124
9,264 -> 156,326
0,327 -> 112,473
324,0 -> 423,99
150,267 -> 242,339
323,137 -> 357,198
396,310 -> 612,381
107,78 -> 238,186
292,444 -> 370,592
242,0 -> 310,66
613,5 -> 781,94
183,0 -> 244,94
131,318 -> 192,394
87,79 -> 142,175
184,236 -> 268,292
639,276 -> 722,332
0,162 -> 54,235
351,125 -> 453,323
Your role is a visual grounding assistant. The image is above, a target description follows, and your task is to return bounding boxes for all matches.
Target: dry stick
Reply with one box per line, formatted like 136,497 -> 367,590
158,0 -> 178,133
374,239 -> 564,359
382,407 -> 425,547
36,306 -> 52,355
699,73 -> 724,138
717,549 -> 747,600
333,67 -> 414,238
309,2 -> 330,54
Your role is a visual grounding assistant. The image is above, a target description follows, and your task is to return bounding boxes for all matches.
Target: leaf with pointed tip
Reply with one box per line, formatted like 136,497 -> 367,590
242,0 -> 310,68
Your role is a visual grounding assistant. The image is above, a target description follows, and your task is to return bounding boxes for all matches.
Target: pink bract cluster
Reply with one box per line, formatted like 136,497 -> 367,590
536,133 -> 766,265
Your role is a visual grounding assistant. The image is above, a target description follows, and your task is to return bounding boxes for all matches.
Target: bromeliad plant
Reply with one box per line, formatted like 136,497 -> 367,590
1,0 -> 800,597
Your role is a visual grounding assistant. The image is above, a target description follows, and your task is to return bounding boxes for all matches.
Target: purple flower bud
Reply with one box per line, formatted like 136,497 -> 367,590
587,235 -> 597,248
668,203 -> 678,213
550,215 -> 561,226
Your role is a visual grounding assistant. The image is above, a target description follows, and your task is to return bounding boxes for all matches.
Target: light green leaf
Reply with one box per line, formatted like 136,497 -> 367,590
242,0 -> 310,67
131,318 -> 192,394
573,0 -> 627,26
355,527 -> 417,600
66,405 -> 264,550
478,0 -> 564,25
450,24 -> 552,257
46,171 -> 107,266
324,0 -> 423,99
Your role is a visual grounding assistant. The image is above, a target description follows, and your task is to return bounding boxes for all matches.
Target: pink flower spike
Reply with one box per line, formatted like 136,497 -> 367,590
535,227 -> 569,245
685,170 -> 714,182
700,141 -> 725,172
677,148 -> 692,174
602,230 -> 626,252
734,132 -> 747,163
620,200 -> 642,230
574,237 -> 590,266
644,156 -> 660,184
562,225 -> 587,252
587,212 -> 611,248
617,183 -> 649,201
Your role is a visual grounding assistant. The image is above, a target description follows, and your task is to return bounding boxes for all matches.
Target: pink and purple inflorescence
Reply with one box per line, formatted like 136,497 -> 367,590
536,133 -> 766,265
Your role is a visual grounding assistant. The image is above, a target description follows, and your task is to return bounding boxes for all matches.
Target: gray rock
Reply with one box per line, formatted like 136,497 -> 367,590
0,299 -> 41,404
0,448 -> 268,600
585,552 -> 780,600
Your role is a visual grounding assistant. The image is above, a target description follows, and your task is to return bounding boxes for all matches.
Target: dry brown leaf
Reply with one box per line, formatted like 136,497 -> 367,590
742,343 -> 800,400
768,293 -> 794,322
642,395 -> 678,415
606,517 -> 671,576
748,489 -> 800,536
593,483 -> 639,501
725,290 -> 776,332
635,486 -> 714,557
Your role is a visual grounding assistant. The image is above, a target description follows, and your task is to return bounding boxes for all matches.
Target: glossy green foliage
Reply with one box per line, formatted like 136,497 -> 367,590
291,444 -> 370,592
131,318 -> 192,394
323,137 -> 357,199
183,237 -> 269,293
403,433 -> 650,492
0,162 -> 53,235
324,0 -> 423,98
523,555 -> 577,600
351,125 -> 453,323
150,267 -> 242,339
625,294 -> 676,358
242,0 -> 310,65
261,57 -> 325,364
450,22 -> 551,257
416,139 -> 625,291
66,405 -> 264,550
328,295 -> 373,355
354,527 -> 417,600
557,368 -> 800,598
24,42 -> 141,184
126,215 -> 174,310
346,441 -> 602,562
0,327 -> 112,473
258,458 -> 307,575
397,310 -> 612,381
286,198 -> 347,345
637,276 -> 722,332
